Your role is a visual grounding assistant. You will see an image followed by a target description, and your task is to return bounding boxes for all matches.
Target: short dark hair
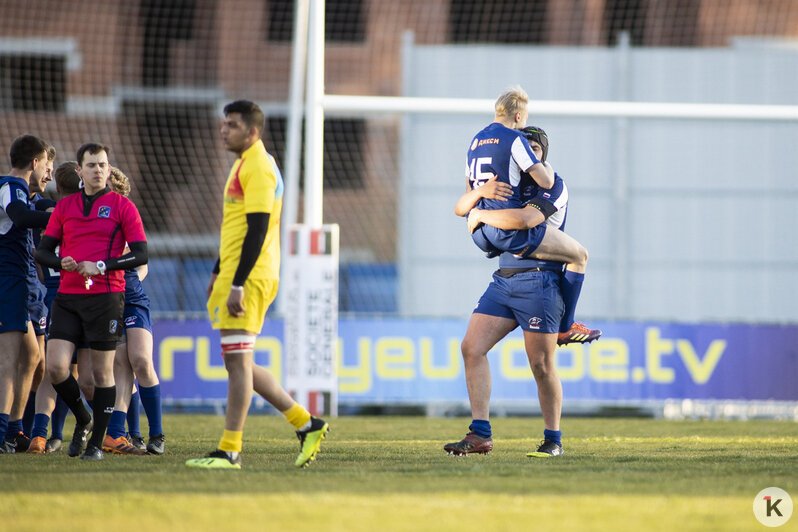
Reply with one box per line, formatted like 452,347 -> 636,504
9,135 -> 48,169
76,142 -> 110,166
54,161 -> 81,196
223,100 -> 264,136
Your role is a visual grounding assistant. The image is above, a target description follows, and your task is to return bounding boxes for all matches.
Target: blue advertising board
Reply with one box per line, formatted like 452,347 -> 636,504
153,318 -> 798,404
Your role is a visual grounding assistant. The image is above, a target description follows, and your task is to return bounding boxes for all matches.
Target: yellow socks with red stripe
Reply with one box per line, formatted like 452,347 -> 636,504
282,403 -> 312,431
219,429 -> 243,453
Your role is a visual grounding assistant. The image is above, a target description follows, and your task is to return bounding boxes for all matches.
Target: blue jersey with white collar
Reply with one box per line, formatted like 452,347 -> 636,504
0,176 -> 33,278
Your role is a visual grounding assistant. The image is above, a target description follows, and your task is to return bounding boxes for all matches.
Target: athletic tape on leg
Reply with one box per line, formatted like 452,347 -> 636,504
221,334 -> 256,356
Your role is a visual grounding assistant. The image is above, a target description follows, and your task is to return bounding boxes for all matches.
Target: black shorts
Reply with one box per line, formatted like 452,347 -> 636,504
48,292 -> 125,351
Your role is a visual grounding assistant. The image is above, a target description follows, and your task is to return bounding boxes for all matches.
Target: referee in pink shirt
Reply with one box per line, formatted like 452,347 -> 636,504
35,143 -> 148,461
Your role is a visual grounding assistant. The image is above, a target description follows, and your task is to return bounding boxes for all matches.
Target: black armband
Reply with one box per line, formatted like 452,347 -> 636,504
35,235 -> 62,270
232,212 -> 270,286
106,241 -> 148,270
524,198 -> 557,220
6,201 -> 51,229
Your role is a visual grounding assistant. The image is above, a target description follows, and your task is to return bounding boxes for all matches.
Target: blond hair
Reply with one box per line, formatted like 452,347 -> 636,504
494,86 -> 529,118
109,166 -> 131,197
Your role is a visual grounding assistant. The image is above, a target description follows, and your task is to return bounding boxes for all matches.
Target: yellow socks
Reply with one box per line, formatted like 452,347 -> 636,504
219,429 -> 243,453
282,403 -> 311,430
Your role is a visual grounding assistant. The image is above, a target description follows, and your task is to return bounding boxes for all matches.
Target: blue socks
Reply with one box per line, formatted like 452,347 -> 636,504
127,391 -> 141,437
50,396 -> 69,440
469,419 -> 492,439
544,429 -> 562,446
139,384 -> 163,436
22,392 -> 35,436
6,419 -> 23,441
107,410 -> 128,439
0,413 -> 8,445
31,414 -> 50,440
559,270 -> 584,333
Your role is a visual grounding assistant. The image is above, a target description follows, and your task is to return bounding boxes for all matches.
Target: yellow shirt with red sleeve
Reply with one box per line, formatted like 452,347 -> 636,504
218,139 -> 283,281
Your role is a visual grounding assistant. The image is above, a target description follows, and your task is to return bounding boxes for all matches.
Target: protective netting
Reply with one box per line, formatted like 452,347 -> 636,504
2,0 -> 797,315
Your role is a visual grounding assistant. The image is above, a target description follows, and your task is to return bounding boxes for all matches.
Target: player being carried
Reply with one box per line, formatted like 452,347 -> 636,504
455,122 -> 600,346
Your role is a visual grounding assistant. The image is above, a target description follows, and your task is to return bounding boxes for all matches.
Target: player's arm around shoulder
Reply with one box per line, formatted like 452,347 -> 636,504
454,175 -> 512,216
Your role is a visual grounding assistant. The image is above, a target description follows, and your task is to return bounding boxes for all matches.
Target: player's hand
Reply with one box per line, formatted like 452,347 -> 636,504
60,256 -> 78,272
478,175 -> 512,201
206,272 -> 218,300
227,288 -> 246,318
467,209 -> 483,234
76,261 -> 100,276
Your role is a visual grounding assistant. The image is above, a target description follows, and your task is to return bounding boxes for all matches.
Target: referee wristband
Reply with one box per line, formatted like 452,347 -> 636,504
231,285 -> 244,291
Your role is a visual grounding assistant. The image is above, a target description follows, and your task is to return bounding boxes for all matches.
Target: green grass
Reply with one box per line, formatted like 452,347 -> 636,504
4,416 -> 797,531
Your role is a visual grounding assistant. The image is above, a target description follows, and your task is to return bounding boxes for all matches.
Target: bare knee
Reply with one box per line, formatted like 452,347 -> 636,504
77,373 -> 95,399
574,245 -> 589,269
47,361 -> 71,385
223,354 -> 248,374
130,356 -> 157,382
461,339 -> 486,364
530,359 -> 555,380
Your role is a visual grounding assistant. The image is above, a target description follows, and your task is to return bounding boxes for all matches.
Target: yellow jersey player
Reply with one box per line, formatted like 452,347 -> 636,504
186,100 -> 328,470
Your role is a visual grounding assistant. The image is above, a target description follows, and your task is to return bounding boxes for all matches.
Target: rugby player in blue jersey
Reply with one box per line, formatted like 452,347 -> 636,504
19,145 -> 56,447
102,166 -> 164,456
465,126 -> 600,346
0,135 -> 52,453
444,93 -> 584,458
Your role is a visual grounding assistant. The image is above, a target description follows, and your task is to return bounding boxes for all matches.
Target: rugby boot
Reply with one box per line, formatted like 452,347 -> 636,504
444,432 -> 493,455
68,419 -> 93,457
6,431 -> 31,453
102,434 -> 146,455
128,433 -> 146,452
146,434 -> 165,455
557,322 -> 602,346
45,437 -> 63,453
80,444 -> 104,461
295,417 -> 329,467
186,449 -> 241,469
526,439 -> 564,458
27,436 -> 47,454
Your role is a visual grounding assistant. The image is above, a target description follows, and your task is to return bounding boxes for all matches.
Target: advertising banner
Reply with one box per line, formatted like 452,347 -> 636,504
153,318 -> 798,404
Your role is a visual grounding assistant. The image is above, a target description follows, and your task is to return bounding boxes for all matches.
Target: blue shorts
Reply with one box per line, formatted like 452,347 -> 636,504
472,223 -> 547,258
474,269 -> 564,333
28,283 -> 48,336
123,302 -> 152,333
0,276 -> 29,333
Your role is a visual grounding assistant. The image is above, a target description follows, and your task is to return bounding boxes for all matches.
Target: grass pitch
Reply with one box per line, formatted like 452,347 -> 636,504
3,415 -> 797,532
